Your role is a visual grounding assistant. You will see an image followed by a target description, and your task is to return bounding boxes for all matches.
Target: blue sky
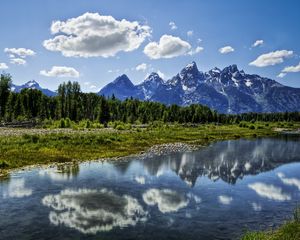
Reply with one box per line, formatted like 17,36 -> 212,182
0,0 -> 299,91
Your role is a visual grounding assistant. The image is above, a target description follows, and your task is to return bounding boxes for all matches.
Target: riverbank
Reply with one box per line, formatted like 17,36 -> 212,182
0,122 -> 299,176
242,218 -> 300,240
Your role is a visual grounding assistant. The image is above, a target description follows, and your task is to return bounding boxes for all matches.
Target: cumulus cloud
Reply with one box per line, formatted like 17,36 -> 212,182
277,72 -> 287,78
0,63 -> 8,69
252,40 -> 264,48
187,30 -> 193,37
188,46 -> 204,55
282,62 -> 300,73
249,50 -> 293,67
40,66 -> 80,78
3,178 -> 32,198
143,188 -> 189,213
219,46 -> 234,54
144,35 -> 191,59
10,58 -> 26,65
248,182 -> 291,201
42,188 -> 147,234
134,176 -> 146,184
4,47 -> 36,58
277,172 -> 300,190
135,63 -> 148,72
43,12 -> 151,58
169,21 -> 177,30
218,195 -> 233,205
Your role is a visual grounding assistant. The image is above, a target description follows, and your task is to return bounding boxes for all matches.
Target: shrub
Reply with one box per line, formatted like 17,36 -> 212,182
59,119 -> 66,128
0,161 -> 9,169
249,125 -> 255,130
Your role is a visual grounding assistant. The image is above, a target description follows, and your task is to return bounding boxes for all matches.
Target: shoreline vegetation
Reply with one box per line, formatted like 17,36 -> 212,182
242,208 -> 300,240
0,120 -> 299,176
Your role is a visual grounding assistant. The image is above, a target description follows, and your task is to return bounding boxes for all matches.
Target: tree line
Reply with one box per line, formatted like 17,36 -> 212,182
1,73 -> 300,124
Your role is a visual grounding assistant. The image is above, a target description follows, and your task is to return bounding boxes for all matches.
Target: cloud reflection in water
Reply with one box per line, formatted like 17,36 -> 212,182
143,188 -> 189,213
42,188 -> 147,234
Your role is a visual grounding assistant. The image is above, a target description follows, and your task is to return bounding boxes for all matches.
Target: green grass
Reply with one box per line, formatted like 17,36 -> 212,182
0,122 -> 298,174
242,207 -> 300,240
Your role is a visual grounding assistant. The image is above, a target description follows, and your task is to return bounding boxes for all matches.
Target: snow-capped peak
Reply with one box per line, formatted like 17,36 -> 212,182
26,80 -> 39,87
144,72 -> 163,83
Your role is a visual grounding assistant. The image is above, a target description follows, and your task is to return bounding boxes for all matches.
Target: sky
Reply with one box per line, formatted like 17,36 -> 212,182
0,0 -> 299,92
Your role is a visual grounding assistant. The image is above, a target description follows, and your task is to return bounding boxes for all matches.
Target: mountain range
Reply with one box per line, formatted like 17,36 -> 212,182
11,62 -> 300,114
99,62 -> 300,114
11,80 -> 56,97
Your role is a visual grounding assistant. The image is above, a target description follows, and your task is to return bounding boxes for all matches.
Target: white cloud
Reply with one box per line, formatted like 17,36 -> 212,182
4,47 -> 36,58
144,35 -> 191,59
248,182 -> 291,201
169,21 -> 177,30
219,46 -> 234,54
188,46 -> 204,55
40,66 -> 80,78
277,172 -> 300,190
43,12 -> 151,58
108,69 -> 120,74
143,188 -> 189,213
134,176 -> 146,184
187,30 -> 193,37
218,195 -> 233,205
252,40 -> 264,48
42,188 -> 147,234
197,38 -> 203,43
10,58 -> 26,65
249,50 -> 293,67
3,178 -> 32,198
136,63 -> 148,72
282,62 -> 300,73
0,63 -> 8,69
277,72 -> 287,78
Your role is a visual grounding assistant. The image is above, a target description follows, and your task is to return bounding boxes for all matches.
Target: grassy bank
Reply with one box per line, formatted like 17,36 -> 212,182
0,121 -> 298,174
242,208 -> 300,240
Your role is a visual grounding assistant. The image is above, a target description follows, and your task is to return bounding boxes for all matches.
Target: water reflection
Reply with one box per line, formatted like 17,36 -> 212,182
218,195 -> 233,205
42,188 -> 147,234
2,178 -> 32,198
277,173 -> 300,190
248,182 -> 291,201
143,188 -> 189,213
128,137 -> 300,186
39,163 -> 79,181
1,136 -> 300,240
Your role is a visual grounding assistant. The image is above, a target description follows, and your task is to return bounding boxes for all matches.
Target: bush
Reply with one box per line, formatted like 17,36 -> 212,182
0,161 -> 9,169
59,119 -> 66,128
249,125 -> 255,130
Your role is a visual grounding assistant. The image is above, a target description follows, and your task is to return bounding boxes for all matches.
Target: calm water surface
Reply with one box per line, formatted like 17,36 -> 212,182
1,135 -> 300,240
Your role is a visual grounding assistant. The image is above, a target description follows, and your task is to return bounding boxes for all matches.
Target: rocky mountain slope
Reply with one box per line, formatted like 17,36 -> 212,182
99,62 -> 300,113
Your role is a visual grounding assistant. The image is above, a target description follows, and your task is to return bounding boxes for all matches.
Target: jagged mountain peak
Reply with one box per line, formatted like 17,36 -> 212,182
11,80 -> 56,96
24,80 -> 40,87
222,64 -> 239,74
144,72 -> 163,83
112,74 -> 134,87
180,61 -> 199,77
98,61 -> 300,114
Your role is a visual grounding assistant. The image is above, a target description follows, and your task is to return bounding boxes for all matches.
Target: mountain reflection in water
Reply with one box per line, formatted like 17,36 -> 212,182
1,135 -> 300,240
113,136 -> 300,186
